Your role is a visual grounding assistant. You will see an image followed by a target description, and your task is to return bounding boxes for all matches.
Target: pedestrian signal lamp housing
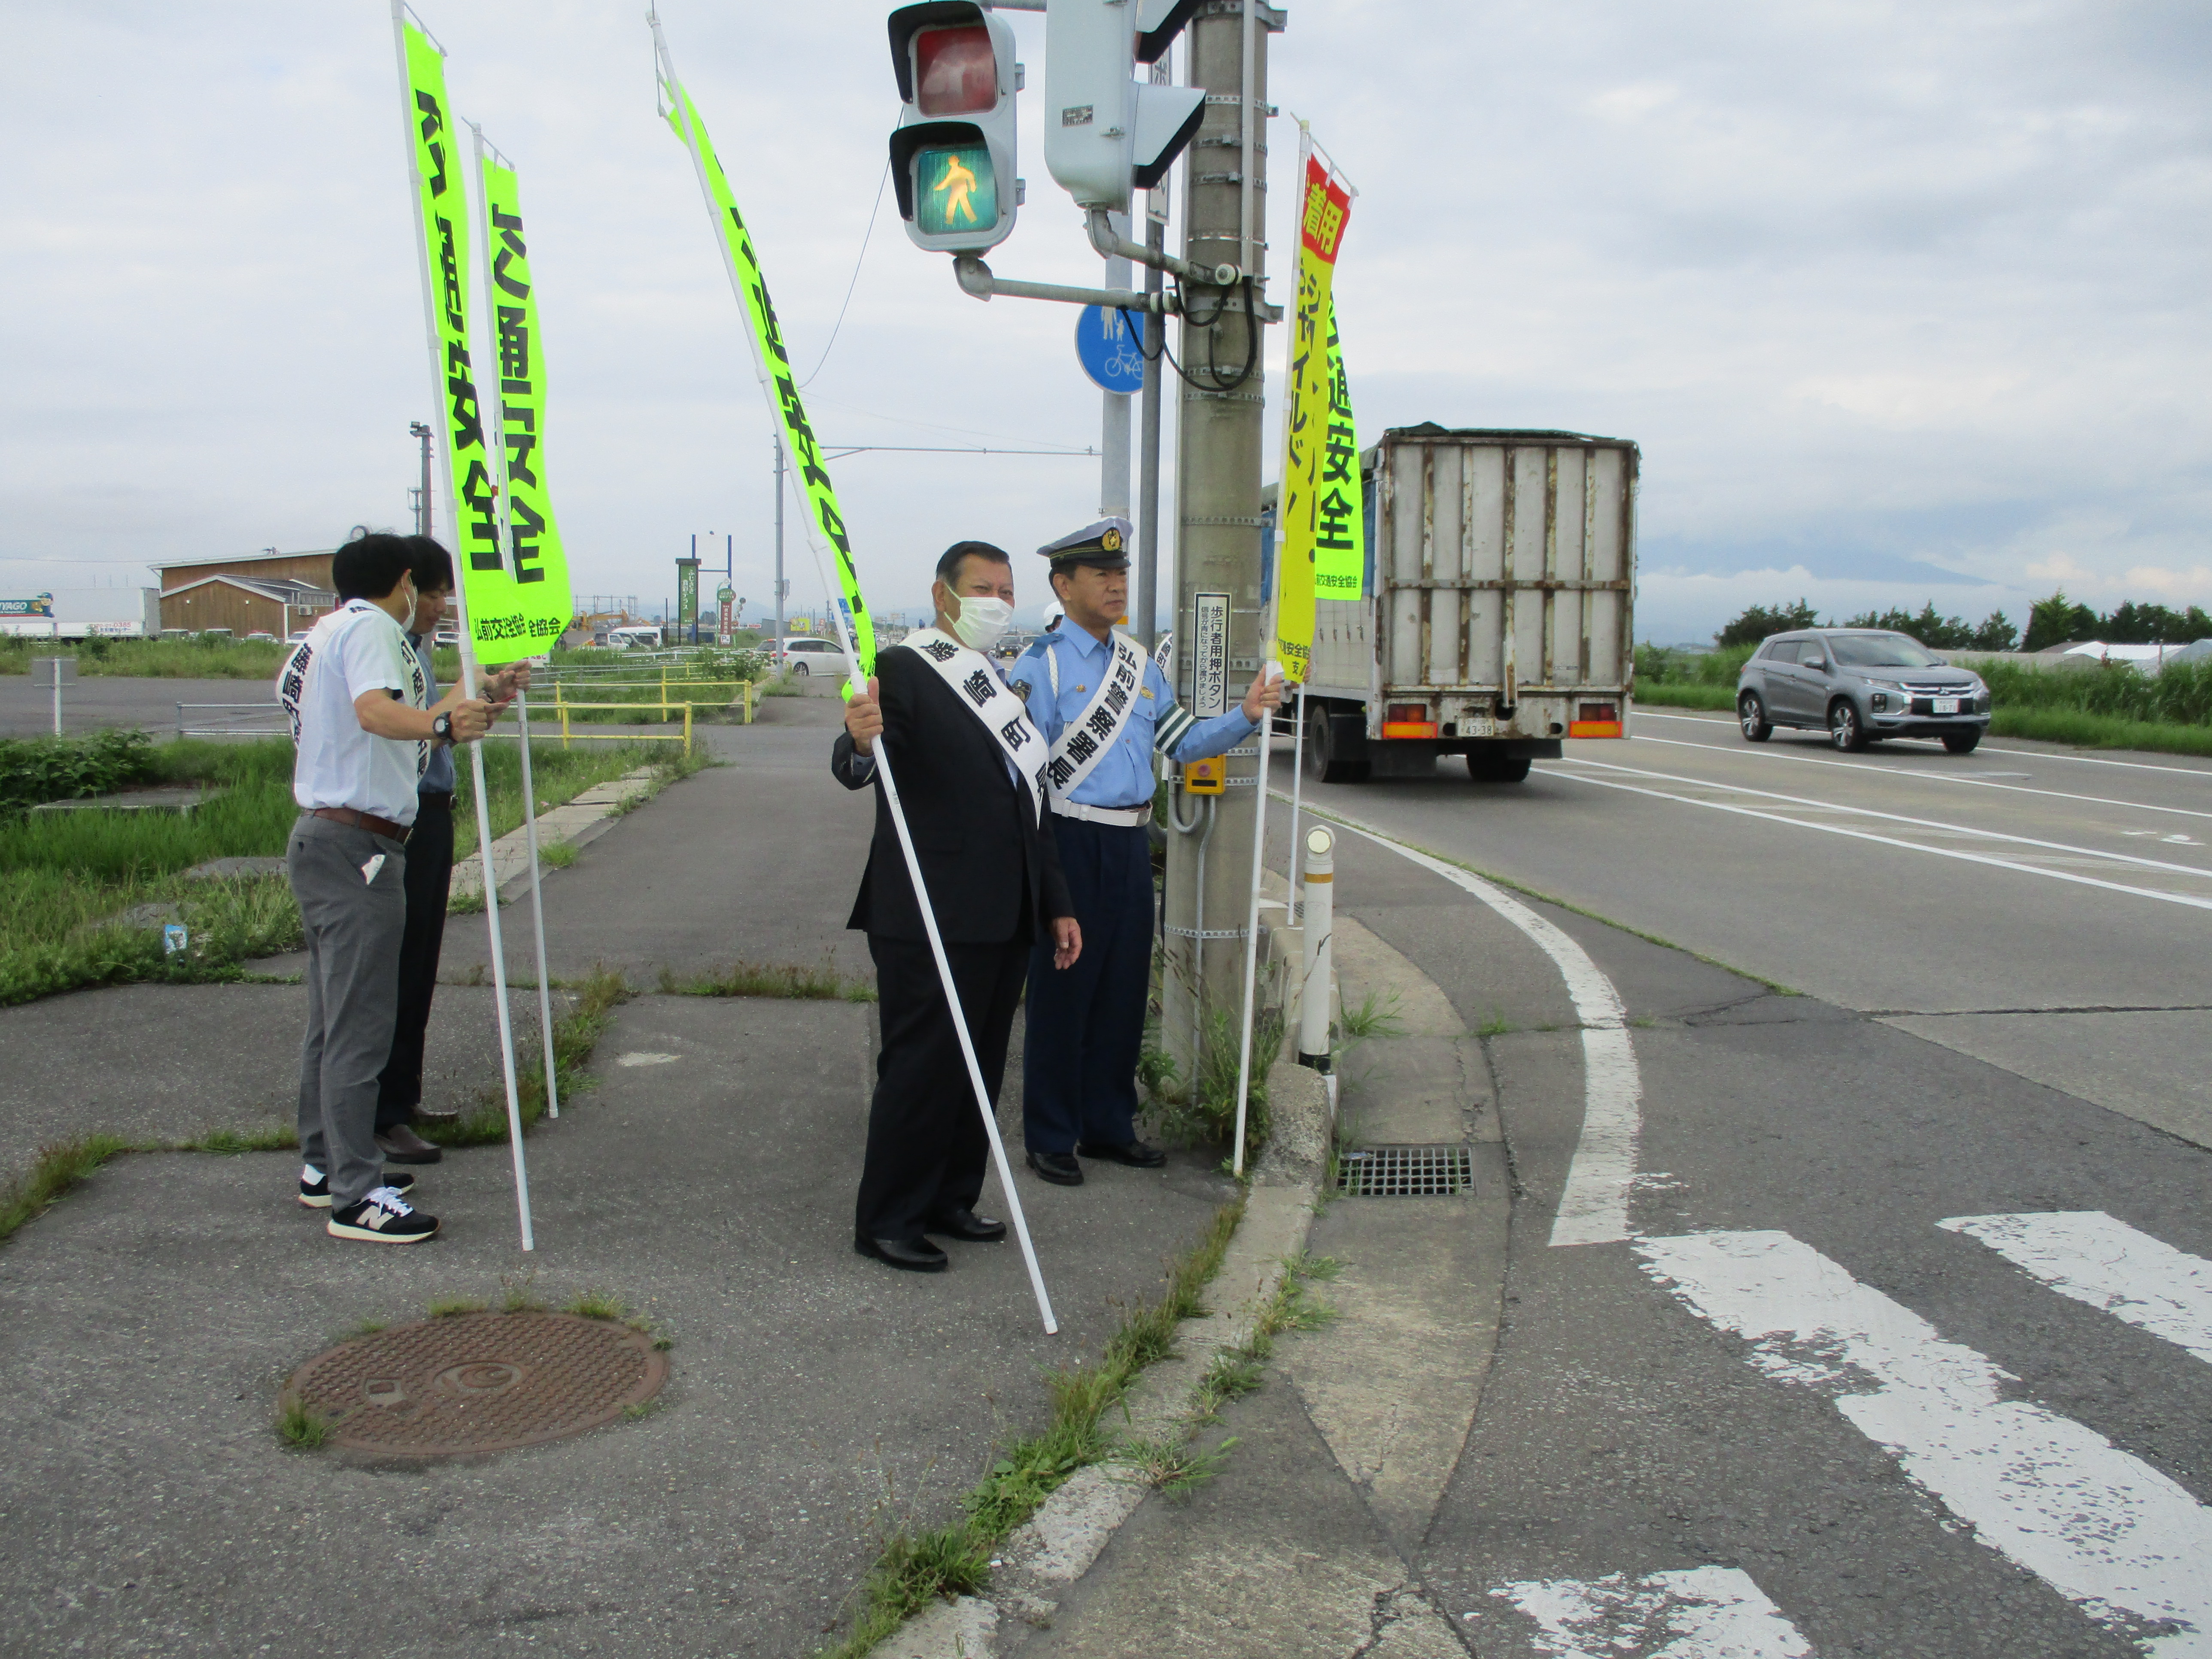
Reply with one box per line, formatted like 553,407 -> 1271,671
1043,0 -> 1206,214
888,3 -> 1022,254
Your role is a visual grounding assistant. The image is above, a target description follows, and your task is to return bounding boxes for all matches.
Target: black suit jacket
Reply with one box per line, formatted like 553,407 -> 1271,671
832,644 -> 1073,946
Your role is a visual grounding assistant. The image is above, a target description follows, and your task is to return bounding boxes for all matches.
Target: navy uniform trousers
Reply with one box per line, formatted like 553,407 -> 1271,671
1022,815 -> 1152,1154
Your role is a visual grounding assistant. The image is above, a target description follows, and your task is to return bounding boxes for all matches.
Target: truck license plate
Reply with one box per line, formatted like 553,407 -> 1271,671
1462,716 -> 1496,738
1931,697 -> 1960,714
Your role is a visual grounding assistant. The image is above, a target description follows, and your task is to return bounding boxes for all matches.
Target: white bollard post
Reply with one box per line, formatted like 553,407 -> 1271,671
1297,826 -> 1334,1070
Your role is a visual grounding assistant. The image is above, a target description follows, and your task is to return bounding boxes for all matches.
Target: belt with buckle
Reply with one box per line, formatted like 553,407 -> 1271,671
1050,799 -> 1152,828
307,806 -> 411,844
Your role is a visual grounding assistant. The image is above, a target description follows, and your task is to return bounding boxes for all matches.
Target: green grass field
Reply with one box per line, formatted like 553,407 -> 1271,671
0,733 -> 693,1006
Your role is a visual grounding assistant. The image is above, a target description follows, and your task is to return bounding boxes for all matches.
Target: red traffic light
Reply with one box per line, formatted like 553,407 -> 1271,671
915,23 -> 996,116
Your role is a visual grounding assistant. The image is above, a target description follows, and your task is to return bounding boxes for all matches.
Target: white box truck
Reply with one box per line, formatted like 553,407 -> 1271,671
1288,423 -> 1637,782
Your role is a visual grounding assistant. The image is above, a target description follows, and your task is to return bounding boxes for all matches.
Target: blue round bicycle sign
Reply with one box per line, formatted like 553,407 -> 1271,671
1075,304 -> 1147,394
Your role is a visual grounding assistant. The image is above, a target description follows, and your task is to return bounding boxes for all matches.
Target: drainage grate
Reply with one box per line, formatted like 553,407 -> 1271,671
284,1310 -> 667,1458
1336,1144 -> 1475,1197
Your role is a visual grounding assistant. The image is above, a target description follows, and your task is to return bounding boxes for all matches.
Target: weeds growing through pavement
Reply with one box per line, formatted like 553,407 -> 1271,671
1338,990 -> 1404,1041
815,1196 -> 1247,1659
426,1297 -> 485,1319
274,1396 -> 331,1450
0,1134 -> 132,1245
568,1288 -> 627,1321
657,957 -> 871,1001
1477,1010 -> 1515,1038
498,1272 -> 543,1314
424,966 -> 628,1149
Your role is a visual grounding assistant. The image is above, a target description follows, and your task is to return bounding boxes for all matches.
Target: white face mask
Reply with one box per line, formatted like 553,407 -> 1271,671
947,595 -> 1014,652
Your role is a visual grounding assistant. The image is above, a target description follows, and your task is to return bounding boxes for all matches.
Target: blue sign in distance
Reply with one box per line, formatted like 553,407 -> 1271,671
1075,304 -> 1146,394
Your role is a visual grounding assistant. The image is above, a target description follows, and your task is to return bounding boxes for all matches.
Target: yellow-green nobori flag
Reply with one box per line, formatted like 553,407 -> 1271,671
1313,298 -> 1364,602
477,153 -> 574,656
660,78 -> 878,678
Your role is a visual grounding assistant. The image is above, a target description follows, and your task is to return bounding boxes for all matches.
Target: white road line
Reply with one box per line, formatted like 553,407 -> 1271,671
1292,801 -> 1642,1247
1638,1230 -> 2212,1657
1556,755 -> 2212,881
1491,1566 -> 1812,1658
1634,711 -> 2212,780
1628,732 -> 2212,823
1940,1211 -> 2212,1367
1539,768 -> 2212,913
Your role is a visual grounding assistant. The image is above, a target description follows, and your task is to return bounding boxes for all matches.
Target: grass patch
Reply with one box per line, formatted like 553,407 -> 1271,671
274,1396 -> 333,1450
422,966 -> 629,1148
538,841 -> 578,869
0,737 -> 693,1006
1146,1003 -> 1285,1163
1111,1431 -> 1239,1501
657,957 -> 869,1001
568,1287 -> 627,1321
1338,990 -> 1404,1042
1632,681 -> 1735,712
1989,705 -> 2212,759
426,1296 -> 486,1318
0,1134 -> 132,1245
816,1196 -> 1247,1659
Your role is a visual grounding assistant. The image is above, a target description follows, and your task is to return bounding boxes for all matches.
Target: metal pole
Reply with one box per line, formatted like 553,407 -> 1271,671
1162,0 -> 1276,1096
1285,684 -> 1306,918
1137,219 -> 1166,650
1101,213 -> 1133,518
774,435 -> 787,661
52,657 -> 62,736
654,12 -> 1056,1332
392,14 -> 532,1249
514,693 -> 561,1119
1230,660 -> 1280,1175
1296,825 -> 1333,1067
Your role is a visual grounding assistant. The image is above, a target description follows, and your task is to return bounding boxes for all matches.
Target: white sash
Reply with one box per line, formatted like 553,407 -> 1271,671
278,600 -> 430,781
1042,629 -> 1148,802
898,627 -> 1048,826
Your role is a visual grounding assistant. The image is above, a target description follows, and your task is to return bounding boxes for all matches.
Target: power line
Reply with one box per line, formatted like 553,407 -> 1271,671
799,158 -> 891,391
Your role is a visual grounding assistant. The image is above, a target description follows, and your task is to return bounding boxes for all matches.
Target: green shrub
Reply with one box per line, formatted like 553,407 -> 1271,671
0,729 -> 159,812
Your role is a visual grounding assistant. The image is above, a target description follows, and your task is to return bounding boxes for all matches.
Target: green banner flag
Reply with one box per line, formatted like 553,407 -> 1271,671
476,151 -> 575,658
398,24 -> 502,611
1313,298 -> 1363,601
659,77 -> 878,678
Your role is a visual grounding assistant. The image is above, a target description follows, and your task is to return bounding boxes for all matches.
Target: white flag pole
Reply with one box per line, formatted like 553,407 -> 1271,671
466,120 -> 562,1123
1284,685 -> 1306,919
1229,664 -> 1278,1179
651,14 -> 1055,1334
389,2 -> 532,1250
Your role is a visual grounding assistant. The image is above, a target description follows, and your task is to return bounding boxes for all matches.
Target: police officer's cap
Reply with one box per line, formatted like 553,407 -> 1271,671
1038,517 -> 1133,572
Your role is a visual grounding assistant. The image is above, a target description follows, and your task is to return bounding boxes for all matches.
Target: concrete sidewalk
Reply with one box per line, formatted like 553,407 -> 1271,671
0,676 -> 1247,1657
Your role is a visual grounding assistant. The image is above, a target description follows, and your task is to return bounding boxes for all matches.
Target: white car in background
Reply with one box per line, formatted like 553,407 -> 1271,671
779,636 -> 851,678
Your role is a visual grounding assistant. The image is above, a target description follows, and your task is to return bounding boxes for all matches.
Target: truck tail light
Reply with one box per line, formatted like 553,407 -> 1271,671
1381,702 -> 1437,739
1569,701 -> 1622,739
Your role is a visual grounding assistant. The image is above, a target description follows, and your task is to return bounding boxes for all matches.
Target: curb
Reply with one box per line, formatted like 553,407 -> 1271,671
450,766 -> 661,905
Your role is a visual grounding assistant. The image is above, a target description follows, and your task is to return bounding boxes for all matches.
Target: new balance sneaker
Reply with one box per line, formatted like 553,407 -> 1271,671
298,1164 -> 414,1209
326,1186 -> 439,1244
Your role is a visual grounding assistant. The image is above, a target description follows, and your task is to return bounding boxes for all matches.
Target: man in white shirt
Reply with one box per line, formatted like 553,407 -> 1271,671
280,531 -> 491,1243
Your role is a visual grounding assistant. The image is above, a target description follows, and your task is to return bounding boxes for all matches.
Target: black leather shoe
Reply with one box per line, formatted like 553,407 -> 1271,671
1077,1138 -> 1168,1169
1027,1150 -> 1085,1186
927,1207 -> 1007,1243
854,1234 -> 948,1273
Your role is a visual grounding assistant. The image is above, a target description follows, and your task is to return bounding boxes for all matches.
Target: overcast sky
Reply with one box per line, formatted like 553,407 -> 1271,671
4,0 -> 2206,643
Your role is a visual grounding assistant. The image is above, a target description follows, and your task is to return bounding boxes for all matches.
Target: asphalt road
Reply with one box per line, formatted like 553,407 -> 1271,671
1293,802 -> 2212,1659
1286,708 -> 2212,1150
0,674 -> 280,738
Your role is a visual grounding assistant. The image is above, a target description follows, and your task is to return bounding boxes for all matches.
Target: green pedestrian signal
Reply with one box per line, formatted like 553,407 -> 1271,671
915,144 -> 996,237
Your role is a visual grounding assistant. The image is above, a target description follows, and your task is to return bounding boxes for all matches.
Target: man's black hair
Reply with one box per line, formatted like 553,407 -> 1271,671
934,540 -> 1012,586
404,535 -> 456,593
331,530 -> 415,601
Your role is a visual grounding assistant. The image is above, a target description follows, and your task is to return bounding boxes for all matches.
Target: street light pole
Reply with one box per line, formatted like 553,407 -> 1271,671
409,420 -> 434,538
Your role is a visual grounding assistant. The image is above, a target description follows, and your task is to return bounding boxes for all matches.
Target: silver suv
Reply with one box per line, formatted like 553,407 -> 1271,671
1736,630 -> 1991,753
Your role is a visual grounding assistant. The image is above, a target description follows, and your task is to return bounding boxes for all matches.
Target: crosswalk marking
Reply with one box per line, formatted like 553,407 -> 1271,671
1940,1212 -> 2212,1367
1491,1565 -> 1812,1658
1637,1229 -> 2212,1657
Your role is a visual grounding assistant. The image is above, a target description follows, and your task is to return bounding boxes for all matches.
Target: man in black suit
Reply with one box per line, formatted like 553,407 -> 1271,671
834,541 -> 1082,1273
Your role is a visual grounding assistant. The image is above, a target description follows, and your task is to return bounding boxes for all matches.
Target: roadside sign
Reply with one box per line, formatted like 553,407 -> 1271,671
1193,592 -> 1229,717
716,584 -> 735,604
1075,305 -> 1145,395
788,616 -> 813,634
0,594 -> 55,617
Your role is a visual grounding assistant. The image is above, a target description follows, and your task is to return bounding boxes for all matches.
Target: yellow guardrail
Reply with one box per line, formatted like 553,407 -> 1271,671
551,677 -> 755,744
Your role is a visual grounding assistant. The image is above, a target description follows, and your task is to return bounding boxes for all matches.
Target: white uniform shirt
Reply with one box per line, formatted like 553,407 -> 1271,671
281,600 -> 428,825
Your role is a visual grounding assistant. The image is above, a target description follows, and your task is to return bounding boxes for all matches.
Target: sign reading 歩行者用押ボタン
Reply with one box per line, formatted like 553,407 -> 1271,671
661,82 -> 878,681
398,25 -> 503,617
1271,150 -> 1353,683
473,154 -> 575,660
1313,299 -> 1363,602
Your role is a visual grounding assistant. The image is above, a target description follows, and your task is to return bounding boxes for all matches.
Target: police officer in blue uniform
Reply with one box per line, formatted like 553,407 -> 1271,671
1012,518 -> 1283,1185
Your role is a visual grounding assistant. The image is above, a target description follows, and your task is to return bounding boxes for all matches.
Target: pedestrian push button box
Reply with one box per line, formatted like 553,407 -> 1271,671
1182,757 -> 1226,794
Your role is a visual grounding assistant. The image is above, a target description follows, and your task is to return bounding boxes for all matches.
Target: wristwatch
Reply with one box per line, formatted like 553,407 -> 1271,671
431,711 -> 453,743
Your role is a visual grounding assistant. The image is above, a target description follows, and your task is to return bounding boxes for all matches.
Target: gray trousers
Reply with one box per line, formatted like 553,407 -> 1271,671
289,814 -> 407,1209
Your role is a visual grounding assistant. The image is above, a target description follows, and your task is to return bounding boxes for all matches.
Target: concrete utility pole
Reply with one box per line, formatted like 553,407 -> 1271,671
1161,0 -> 1281,1090
1136,58 -> 1171,650
410,420 -> 434,538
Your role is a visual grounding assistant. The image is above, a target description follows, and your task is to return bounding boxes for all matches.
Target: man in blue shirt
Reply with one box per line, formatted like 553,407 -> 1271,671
1012,518 -> 1282,1185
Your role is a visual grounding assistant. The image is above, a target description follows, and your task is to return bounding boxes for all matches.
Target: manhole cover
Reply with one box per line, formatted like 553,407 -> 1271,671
1337,1144 -> 1475,1197
284,1311 -> 666,1457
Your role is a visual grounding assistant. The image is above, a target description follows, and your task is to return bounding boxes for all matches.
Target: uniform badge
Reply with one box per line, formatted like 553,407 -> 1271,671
1100,527 -> 1123,551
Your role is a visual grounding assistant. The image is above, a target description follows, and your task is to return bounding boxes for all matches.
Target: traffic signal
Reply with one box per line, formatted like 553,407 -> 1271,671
1042,0 -> 1206,214
887,3 -> 1021,253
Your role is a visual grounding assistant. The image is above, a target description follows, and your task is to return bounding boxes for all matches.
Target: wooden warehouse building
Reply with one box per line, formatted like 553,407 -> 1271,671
152,548 -> 337,638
